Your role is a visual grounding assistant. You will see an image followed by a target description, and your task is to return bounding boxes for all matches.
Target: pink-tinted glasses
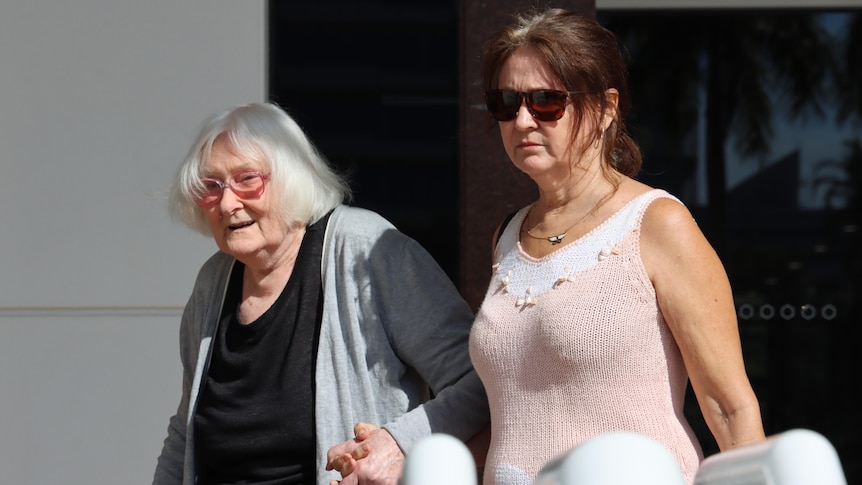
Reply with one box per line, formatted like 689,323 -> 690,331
194,170 -> 271,208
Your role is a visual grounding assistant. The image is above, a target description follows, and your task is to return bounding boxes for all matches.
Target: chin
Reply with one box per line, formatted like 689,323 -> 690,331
219,238 -> 260,259
515,161 -> 554,178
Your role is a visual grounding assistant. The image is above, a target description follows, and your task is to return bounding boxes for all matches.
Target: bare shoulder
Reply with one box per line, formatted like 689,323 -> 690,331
640,193 -> 721,283
614,179 -> 699,240
641,195 -> 701,245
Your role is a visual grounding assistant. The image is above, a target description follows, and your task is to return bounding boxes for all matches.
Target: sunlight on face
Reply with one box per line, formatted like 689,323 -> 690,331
202,138 -> 293,268
496,47 -> 599,180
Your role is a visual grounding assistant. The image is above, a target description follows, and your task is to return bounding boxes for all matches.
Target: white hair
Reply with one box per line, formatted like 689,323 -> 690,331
170,102 -> 351,235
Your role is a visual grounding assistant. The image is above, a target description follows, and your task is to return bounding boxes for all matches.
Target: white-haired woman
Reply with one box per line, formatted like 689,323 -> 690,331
153,102 -> 488,485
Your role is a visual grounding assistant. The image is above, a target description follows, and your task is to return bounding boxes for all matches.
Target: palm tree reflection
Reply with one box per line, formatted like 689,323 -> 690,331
600,9 -> 861,481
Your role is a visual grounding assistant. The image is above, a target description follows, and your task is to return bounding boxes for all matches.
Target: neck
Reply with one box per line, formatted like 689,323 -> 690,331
534,167 -> 610,215
524,173 -> 621,244
530,143 -> 606,201
241,225 -> 307,297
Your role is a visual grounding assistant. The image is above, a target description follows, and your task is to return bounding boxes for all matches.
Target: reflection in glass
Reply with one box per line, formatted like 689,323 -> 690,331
599,9 -> 861,482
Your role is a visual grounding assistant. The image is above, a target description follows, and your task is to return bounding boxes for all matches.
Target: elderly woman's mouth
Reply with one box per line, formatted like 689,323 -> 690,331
229,221 -> 255,230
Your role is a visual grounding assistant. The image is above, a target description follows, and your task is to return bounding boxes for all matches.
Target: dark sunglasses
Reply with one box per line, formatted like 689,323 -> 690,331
484,89 -> 586,122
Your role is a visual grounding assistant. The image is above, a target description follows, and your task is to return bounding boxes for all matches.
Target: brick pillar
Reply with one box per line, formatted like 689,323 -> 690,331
459,0 -> 596,310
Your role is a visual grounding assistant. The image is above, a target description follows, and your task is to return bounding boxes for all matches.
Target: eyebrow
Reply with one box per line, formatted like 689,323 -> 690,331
200,166 -> 260,178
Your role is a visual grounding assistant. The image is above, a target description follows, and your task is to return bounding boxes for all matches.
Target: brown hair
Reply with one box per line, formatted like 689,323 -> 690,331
482,8 -> 642,178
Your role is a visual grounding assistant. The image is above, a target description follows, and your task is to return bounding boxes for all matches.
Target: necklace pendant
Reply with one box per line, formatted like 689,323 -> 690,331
548,233 -> 566,245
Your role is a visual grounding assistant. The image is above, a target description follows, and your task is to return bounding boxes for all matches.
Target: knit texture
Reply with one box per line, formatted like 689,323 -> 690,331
469,190 -> 702,485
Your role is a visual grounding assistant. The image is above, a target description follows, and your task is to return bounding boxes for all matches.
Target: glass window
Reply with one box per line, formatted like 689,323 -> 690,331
599,8 -> 861,480
268,1 -> 461,280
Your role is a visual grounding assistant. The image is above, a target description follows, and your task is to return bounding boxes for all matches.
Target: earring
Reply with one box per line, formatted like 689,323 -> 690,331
594,129 -> 604,149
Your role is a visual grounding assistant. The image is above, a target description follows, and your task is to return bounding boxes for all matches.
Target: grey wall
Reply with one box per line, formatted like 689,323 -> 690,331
0,1 -> 265,483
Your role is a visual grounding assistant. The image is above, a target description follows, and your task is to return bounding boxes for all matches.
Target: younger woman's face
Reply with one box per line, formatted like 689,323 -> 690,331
496,46 -> 604,181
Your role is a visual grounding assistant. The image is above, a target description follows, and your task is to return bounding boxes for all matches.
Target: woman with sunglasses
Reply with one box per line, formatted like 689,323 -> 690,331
469,8 -> 764,485
153,102 -> 489,485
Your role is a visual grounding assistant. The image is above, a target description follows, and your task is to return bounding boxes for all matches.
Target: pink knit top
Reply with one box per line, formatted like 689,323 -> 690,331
469,190 -> 703,485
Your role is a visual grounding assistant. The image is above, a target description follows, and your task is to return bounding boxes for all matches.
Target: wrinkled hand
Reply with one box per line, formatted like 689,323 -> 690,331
326,422 -> 404,485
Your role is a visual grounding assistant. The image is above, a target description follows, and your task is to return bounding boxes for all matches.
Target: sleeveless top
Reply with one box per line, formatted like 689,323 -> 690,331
469,189 -> 702,485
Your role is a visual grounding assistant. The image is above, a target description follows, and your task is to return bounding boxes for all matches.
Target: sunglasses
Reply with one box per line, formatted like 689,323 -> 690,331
194,169 -> 271,208
484,89 -> 586,122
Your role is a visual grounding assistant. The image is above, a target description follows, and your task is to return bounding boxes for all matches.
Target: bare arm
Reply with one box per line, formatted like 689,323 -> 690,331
641,198 -> 765,451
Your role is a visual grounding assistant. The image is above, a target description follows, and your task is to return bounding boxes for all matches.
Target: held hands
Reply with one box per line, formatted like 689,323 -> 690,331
326,422 -> 405,485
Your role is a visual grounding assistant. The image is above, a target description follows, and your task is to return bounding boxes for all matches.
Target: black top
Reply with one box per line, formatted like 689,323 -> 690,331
194,213 -> 329,485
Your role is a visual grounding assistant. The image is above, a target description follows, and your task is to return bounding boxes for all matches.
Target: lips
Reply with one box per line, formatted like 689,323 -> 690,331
228,221 -> 255,230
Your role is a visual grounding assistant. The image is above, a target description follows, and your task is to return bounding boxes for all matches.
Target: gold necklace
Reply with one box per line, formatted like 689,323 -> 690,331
523,192 -> 613,245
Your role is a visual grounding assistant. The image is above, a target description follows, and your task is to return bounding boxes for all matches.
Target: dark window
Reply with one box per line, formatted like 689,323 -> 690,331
600,8 -> 861,481
268,1 -> 461,280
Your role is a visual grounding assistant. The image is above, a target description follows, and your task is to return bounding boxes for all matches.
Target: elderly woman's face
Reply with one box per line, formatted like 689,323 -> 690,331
200,138 -> 291,266
496,46 -> 590,178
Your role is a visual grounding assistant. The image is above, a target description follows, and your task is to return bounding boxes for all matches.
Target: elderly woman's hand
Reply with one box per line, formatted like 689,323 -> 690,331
326,422 -> 404,485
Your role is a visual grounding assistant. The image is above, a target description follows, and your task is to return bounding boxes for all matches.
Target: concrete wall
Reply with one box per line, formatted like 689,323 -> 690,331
0,2 -> 265,483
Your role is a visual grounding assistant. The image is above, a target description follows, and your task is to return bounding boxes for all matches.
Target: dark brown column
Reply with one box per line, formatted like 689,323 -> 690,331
459,0 -> 596,311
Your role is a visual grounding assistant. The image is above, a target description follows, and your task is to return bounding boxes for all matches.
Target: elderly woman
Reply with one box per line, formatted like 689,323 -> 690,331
468,8 -> 764,485
152,102 -> 488,485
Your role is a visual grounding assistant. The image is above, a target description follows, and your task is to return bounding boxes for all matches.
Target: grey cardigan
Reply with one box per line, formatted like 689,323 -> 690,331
153,205 -> 489,485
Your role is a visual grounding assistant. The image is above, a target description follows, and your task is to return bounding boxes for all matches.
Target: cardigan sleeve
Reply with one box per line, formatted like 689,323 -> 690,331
153,252 -> 233,485
374,234 -> 489,448
329,208 -> 489,453
152,291 -> 198,485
